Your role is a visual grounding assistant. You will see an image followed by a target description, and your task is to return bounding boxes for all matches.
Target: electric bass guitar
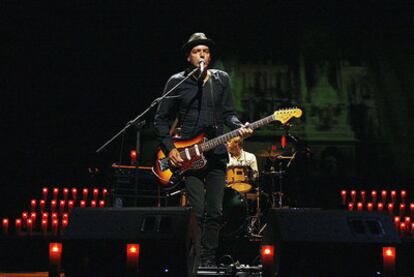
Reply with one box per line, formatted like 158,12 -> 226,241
152,107 -> 302,188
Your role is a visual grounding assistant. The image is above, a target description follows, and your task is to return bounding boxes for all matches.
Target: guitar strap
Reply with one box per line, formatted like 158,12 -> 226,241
208,77 -> 218,132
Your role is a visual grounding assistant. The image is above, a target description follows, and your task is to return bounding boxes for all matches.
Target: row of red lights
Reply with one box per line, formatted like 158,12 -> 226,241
260,245 -> 396,275
29,199 -> 107,214
347,202 -> 414,216
341,190 -> 408,205
41,187 -> 108,201
49,242 -> 140,275
2,200 -> 107,236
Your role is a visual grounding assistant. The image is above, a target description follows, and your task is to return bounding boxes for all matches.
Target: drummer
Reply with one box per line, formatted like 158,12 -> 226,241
226,136 -> 259,179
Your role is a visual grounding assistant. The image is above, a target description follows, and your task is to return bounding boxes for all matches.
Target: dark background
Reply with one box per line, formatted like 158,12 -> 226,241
2,1 -> 414,216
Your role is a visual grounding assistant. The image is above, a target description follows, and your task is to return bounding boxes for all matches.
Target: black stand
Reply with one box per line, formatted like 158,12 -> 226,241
96,67 -> 200,207
96,66 -> 200,154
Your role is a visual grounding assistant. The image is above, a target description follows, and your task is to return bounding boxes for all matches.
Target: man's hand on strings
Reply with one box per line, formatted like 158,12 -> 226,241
168,148 -> 184,168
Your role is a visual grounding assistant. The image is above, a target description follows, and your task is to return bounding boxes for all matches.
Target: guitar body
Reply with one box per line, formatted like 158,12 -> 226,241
152,133 -> 207,187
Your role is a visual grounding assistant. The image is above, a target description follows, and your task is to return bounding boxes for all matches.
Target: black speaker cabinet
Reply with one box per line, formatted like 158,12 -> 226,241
62,207 -> 198,277
262,209 -> 400,277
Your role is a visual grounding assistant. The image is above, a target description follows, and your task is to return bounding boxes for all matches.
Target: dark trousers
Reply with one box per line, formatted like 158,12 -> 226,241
185,156 -> 227,262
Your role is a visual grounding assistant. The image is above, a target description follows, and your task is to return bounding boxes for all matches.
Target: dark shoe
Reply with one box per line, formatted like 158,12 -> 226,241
199,258 -> 217,268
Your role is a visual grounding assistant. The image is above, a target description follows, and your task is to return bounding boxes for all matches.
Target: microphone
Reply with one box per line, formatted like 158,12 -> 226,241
199,58 -> 205,75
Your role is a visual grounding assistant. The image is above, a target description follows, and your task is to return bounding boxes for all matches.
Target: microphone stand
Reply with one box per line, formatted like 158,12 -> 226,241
95,66 -> 199,207
96,66 -> 200,155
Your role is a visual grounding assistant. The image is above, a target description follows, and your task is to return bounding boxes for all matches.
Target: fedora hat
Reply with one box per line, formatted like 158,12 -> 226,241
182,32 -> 215,54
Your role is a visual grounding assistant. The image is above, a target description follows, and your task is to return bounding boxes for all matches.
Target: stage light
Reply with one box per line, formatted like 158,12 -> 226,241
80,200 -> 86,208
390,190 -> 396,203
68,200 -> 74,213
27,219 -> 33,234
130,149 -> 138,164
42,187 -> 48,200
381,190 -> 387,203
83,188 -> 88,200
93,188 -> 99,200
388,203 -> 394,214
360,190 -> 366,204
410,203 -> 414,217
367,202 -> 373,212
51,200 -> 57,213
2,218 -> 9,235
401,190 -> 407,203
60,200 -> 66,214
347,203 -> 354,211
126,243 -> 140,274
91,200 -> 97,208
99,200 -> 105,208
49,242 -> 62,277
371,190 -> 377,204
102,188 -> 108,200
394,216 -> 400,230
377,202 -> 384,212
341,190 -> 347,205
40,200 -> 46,213
30,212 -> 37,225
15,218 -> 22,234
41,219 -> 48,235
71,188 -> 77,201
357,202 -> 363,211
400,203 -> 406,216
261,245 -> 275,276
262,245 -> 274,257
382,246 -> 396,275
31,199 -> 37,212
52,219 -> 58,236
22,212 -> 28,221
62,219 -> 68,230
53,188 -> 59,199
351,190 -> 356,203
400,223 -> 406,235
280,135 -> 286,148
63,188 -> 69,200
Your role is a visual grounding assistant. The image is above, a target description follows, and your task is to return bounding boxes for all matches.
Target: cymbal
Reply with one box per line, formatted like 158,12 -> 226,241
255,150 -> 282,158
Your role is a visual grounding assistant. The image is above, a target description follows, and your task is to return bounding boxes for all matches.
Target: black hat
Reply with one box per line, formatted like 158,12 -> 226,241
182,32 -> 215,54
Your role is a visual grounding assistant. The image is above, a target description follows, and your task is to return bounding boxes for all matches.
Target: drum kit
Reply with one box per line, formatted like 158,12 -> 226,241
221,149 -> 296,239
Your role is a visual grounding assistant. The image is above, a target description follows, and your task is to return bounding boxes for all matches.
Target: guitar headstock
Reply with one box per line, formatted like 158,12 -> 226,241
273,107 -> 303,124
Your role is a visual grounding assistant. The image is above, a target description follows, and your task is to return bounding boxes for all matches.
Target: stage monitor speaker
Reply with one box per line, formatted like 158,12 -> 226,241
62,207 -> 198,277
263,209 -> 400,277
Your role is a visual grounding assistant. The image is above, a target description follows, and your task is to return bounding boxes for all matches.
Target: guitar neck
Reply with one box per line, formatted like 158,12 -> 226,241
200,114 -> 275,152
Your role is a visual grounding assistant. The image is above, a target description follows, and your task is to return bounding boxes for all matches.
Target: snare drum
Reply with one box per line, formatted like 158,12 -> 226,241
226,166 -> 252,193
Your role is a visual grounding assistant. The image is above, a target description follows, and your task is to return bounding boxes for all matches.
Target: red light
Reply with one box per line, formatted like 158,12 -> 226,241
261,245 -> 274,257
128,245 -> 139,254
280,135 -> 286,148
50,243 -> 62,254
271,145 -> 277,151
130,150 -> 138,164
383,247 -> 395,258
126,244 -> 140,271
80,200 -> 86,208
49,243 -> 62,276
383,246 -> 396,274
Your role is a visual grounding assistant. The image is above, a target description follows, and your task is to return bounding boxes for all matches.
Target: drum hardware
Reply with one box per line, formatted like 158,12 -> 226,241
262,151 -> 296,209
